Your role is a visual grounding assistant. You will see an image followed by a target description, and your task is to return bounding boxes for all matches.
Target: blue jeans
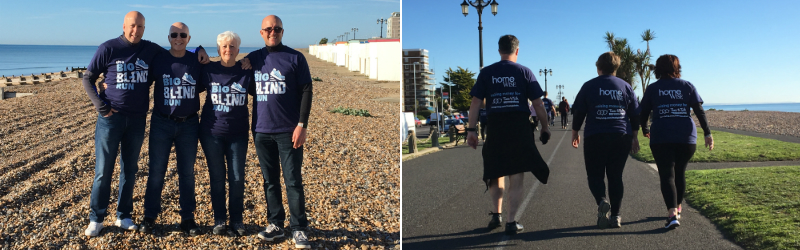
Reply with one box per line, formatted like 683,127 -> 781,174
199,131 -> 247,224
253,132 -> 308,230
89,113 -> 146,223
143,113 -> 199,220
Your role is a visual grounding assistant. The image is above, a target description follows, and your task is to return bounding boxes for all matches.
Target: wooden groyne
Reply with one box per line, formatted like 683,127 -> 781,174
0,68 -> 86,87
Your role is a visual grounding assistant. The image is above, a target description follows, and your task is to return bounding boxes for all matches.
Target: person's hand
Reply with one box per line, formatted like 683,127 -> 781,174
467,131 -> 478,149
571,130 -> 581,148
705,135 -> 714,150
292,126 -> 307,149
240,58 -> 252,70
102,83 -> 108,89
103,108 -> 118,117
540,127 -> 551,144
643,132 -> 650,139
197,49 -> 210,64
631,136 -> 640,154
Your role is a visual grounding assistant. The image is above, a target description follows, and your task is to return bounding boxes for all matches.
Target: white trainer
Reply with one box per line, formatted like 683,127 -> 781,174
114,218 -> 138,231
84,221 -> 104,237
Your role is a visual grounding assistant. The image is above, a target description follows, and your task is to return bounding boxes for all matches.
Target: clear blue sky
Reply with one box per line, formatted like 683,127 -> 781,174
0,0 -> 398,48
403,0 -> 800,105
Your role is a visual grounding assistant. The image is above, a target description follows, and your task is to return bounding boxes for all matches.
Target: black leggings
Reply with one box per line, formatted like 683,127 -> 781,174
651,143 -> 696,210
584,133 -> 632,216
560,111 -> 568,126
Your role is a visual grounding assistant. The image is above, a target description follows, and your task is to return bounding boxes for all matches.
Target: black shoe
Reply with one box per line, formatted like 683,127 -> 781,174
504,221 -> 523,235
487,212 -> 502,230
139,217 -> 156,234
664,216 -> 680,229
597,200 -> 611,229
231,222 -> 246,236
610,215 -> 622,228
180,219 -> 202,236
212,223 -> 228,236
257,223 -> 285,242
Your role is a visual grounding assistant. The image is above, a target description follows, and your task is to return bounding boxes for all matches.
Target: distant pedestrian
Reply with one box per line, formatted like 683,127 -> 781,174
559,97 -> 570,129
542,91 -> 556,126
571,51 -> 640,229
479,102 -> 488,141
198,31 -> 253,237
528,100 -> 539,132
639,54 -> 714,229
466,34 -> 550,236
247,15 -> 314,249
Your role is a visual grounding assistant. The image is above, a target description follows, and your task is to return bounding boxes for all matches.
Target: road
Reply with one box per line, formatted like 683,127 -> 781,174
401,120 -> 742,250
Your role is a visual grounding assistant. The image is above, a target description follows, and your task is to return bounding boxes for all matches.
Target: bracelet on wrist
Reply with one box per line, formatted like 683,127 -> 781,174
465,127 -> 477,132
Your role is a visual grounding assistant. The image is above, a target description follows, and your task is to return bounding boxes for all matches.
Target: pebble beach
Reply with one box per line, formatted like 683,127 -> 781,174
698,110 -> 800,138
0,49 -> 401,249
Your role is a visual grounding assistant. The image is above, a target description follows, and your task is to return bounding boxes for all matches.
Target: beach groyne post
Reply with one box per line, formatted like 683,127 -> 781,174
0,87 -> 4,100
431,126 -> 440,147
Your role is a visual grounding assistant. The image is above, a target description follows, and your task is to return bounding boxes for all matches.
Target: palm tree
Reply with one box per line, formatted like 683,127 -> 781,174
635,30 -> 656,93
603,34 -> 636,85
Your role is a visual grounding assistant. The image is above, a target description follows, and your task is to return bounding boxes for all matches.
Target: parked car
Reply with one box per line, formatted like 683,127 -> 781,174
414,118 -> 421,127
442,119 -> 464,133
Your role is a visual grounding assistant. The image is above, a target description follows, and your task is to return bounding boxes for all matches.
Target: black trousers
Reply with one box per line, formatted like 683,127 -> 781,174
583,133 -> 632,216
560,111 -> 568,126
651,143 -> 696,210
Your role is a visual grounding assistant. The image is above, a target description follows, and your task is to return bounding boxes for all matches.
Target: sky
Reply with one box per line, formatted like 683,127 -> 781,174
0,0 -> 399,49
402,0 -> 800,105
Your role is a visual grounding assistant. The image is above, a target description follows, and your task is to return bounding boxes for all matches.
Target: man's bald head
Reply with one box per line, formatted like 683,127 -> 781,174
123,11 -> 146,44
168,22 -> 191,53
169,22 -> 190,36
260,15 -> 284,47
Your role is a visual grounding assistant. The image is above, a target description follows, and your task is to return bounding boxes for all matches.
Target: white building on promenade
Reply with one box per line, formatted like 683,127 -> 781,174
308,38 -> 401,82
387,12 -> 401,39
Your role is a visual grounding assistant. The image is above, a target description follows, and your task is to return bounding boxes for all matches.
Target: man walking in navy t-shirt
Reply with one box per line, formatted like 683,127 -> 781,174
542,92 -> 556,126
248,15 -> 314,249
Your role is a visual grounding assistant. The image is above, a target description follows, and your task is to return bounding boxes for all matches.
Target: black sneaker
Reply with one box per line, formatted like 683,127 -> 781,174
487,212 -> 502,230
504,221 -> 523,235
212,223 -> 228,236
257,223 -> 285,241
664,216 -> 680,229
597,200 -> 611,229
610,215 -> 622,228
139,217 -> 156,234
180,219 -> 202,236
292,229 -> 311,249
231,222 -> 246,236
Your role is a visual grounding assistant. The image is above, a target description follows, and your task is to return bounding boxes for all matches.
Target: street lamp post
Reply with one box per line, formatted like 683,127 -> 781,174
461,0 -> 499,69
344,32 -> 349,41
555,84 -> 564,101
447,70 -> 452,110
377,18 -> 386,38
539,67 -> 553,93
351,28 -> 358,39
413,62 -> 420,118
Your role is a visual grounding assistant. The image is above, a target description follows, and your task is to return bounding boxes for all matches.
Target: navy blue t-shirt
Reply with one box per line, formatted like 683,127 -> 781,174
640,78 -> 703,144
199,61 -> 253,137
86,36 -> 161,116
246,46 -> 313,134
151,51 -> 204,117
479,108 -> 488,124
542,98 -> 554,113
572,75 -> 638,137
470,60 -> 544,114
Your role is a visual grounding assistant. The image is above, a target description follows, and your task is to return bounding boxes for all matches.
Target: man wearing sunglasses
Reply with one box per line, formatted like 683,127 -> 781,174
82,11 -> 211,237
248,15 -> 314,249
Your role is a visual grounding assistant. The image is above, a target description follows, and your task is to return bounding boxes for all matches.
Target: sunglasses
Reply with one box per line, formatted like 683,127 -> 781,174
170,33 -> 188,38
262,27 -> 283,33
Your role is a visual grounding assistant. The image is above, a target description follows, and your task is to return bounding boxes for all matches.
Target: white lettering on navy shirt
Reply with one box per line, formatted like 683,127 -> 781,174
254,68 -> 287,102
658,89 -> 683,99
115,58 -> 149,89
210,82 -> 247,112
599,88 -> 623,101
492,76 -> 516,87
161,73 -> 197,107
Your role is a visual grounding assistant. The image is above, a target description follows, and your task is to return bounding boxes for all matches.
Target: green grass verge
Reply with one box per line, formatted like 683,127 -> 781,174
685,166 -> 800,250
631,131 -> 800,163
402,136 -> 451,154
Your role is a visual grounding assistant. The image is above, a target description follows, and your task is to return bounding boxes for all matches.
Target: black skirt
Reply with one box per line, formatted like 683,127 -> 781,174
482,112 -> 550,188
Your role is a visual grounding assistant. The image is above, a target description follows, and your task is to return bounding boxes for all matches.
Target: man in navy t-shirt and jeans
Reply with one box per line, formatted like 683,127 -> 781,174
249,15 -> 313,249
81,11 -> 208,237
542,92 -> 556,126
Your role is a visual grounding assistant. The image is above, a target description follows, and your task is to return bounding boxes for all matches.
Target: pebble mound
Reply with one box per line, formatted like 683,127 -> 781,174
694,110 -> 800,138
0,49 -> 401,249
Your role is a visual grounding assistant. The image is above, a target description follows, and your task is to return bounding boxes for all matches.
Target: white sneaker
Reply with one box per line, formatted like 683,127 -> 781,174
84,221 -> 104,237
115,218 -> 138,231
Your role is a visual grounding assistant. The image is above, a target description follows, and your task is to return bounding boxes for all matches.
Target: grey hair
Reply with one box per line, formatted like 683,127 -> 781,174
217,31 -> 241,47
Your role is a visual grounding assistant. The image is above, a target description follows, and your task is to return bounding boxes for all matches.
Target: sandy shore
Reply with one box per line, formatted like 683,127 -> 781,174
0,49 -> 400,249
692,110 -> 800,138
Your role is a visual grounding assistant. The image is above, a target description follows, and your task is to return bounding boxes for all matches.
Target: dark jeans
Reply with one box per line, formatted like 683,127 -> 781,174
651,143 -> 696,209
583,133 -> 632,216
560,111 -> 568,126
199,131 -> 248,224
143,113 -> 199,220
89,113 -> 146,223
548,111 -> 555,126
253,132 -> 308,230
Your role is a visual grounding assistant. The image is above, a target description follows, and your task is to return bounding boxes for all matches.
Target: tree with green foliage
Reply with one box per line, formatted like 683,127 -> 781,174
319,38 -> 328,44
442,67 -> 476,111
604,32 -> 636,86
633,29 -> 656,93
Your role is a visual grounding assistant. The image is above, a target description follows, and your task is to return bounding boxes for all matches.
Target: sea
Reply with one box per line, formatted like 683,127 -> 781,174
0,44 -> 266,77
703,103 -> 800,113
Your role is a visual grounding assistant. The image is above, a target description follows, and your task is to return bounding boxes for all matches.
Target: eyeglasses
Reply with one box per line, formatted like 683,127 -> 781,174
262,27 -> 283,33
170,33 -> 188,38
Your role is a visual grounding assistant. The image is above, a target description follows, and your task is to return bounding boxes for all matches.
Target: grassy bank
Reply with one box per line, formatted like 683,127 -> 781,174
402,136 -> 451,154
631,130 -> 800,162
685,166 -> 800,250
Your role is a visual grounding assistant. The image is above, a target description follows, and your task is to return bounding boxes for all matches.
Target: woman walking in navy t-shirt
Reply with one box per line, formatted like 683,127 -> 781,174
639,54 -> 714,229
